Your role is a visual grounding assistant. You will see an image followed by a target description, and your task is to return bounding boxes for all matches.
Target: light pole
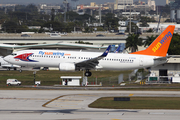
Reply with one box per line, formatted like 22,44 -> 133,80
33,71 -> 36,85
50,24 -> 52,32
108,22 -> 111,31
99,4 -> 102,24
63,0 -> 68,22
129,4 -> 132,34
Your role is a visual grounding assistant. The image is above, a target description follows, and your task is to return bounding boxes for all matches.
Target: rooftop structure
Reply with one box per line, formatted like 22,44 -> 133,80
39,4 -> 61,14
166,0 -> 175,5
77,3 -> 104,10
116,0 -> 133,5
114,0 -> 156,11
40,4 -> 61,10
114,0 -> 133,10
0,4 -> 16,7
169,0 -> 180,22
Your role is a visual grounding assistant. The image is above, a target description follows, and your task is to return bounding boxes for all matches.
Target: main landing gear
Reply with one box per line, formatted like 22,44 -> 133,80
85,70 -> 92,77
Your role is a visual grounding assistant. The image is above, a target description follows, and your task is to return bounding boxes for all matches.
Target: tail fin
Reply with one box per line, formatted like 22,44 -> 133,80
130,25 -> 175,57
114,45 -> 121,53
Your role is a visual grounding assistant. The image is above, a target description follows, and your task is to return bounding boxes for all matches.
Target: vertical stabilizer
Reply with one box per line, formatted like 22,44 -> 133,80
131,25 -> 175,57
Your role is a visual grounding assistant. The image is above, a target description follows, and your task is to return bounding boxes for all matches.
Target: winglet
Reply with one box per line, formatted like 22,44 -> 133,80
101,45 -> 111,57
114,45 -> 121,53
130,25 -> 175,57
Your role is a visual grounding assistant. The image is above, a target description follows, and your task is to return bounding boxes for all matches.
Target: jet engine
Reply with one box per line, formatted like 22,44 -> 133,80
59,63 -> 75,71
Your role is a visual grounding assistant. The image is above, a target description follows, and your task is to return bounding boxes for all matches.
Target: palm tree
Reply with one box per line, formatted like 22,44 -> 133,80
143,35 -> 158,47
125,34 -> 143,53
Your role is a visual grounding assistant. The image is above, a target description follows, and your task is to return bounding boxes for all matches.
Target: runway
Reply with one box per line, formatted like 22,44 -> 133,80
0,90 -> 180,120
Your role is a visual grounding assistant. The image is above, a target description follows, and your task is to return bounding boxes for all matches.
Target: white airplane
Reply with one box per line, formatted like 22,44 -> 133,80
0,56 -> 21,70
3,25 -> 175,77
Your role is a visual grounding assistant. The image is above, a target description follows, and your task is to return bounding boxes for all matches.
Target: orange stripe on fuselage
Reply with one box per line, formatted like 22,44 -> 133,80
131,25 -> 175,57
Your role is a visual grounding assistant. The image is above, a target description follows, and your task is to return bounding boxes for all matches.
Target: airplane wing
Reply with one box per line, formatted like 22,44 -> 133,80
0,44 -> 18,49
75,45 -> 111,69
0,43 -> 108,49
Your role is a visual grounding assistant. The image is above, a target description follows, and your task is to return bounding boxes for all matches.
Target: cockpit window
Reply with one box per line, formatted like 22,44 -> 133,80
11,53 -> 17,56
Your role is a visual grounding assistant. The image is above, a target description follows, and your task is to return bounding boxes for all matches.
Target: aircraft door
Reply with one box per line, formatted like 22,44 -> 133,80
139,57 -> 144,66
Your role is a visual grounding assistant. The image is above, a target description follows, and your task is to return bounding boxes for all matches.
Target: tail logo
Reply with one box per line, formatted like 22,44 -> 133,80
152,31 -> 172,53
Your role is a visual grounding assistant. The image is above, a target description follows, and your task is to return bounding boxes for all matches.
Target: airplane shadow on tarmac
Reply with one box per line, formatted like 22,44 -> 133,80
0,109 -> 138,114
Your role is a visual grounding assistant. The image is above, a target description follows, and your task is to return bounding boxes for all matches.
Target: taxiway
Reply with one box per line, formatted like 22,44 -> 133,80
0,90 -> 180,120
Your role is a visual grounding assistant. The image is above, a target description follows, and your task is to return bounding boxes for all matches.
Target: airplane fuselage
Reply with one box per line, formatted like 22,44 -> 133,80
4,50 -> 165,71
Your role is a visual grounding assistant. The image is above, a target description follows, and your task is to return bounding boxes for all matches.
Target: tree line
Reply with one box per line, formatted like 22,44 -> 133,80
126,33 -> 180,55
0,4 -> 121,33
0,3 -> 169,33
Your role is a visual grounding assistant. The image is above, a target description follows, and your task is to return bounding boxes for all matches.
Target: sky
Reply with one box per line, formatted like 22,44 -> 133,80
0,0 -> 166,5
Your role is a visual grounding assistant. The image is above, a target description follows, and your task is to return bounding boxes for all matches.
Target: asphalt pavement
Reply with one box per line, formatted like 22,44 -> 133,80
0,90 -> 180,120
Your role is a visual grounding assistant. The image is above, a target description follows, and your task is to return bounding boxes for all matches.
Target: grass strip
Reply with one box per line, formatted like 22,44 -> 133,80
89,97 -> 180,109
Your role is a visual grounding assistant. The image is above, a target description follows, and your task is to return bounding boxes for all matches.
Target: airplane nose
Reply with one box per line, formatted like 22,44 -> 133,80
3,56 -> 9,62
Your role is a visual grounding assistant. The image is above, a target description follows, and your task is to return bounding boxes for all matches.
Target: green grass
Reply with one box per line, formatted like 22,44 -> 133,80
1,70 -> 180,90
0,70 -> 132,86
89,97 -> 180,109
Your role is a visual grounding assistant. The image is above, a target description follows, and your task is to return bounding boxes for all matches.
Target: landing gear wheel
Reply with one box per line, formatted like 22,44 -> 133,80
85,71 -> 92,77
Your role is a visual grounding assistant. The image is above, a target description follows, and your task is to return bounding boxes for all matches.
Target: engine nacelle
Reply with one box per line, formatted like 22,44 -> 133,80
59,63 -> 75,71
